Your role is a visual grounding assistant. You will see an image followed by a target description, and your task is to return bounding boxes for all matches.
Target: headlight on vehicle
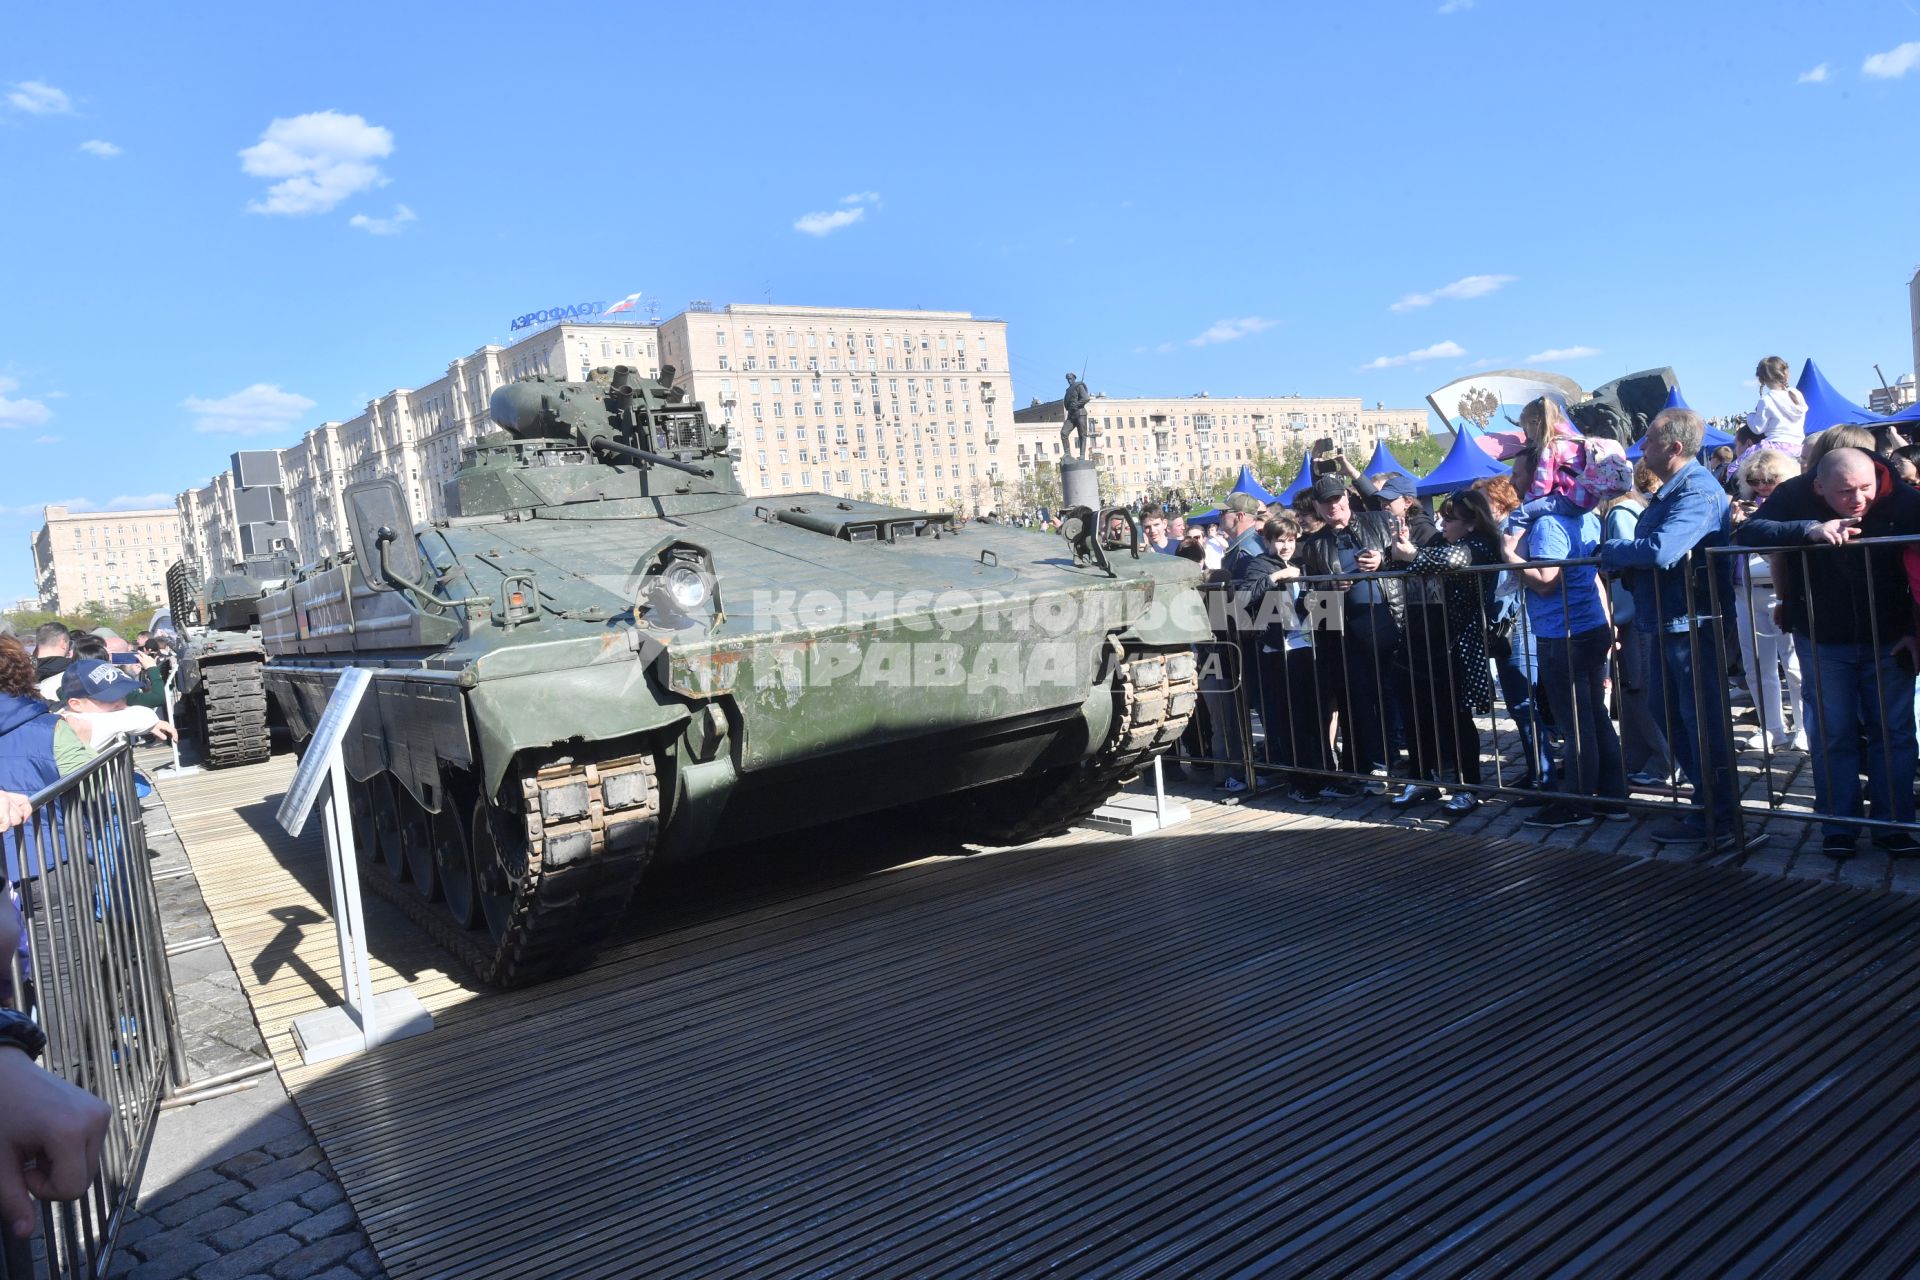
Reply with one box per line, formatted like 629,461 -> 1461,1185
663,562 -> 709,611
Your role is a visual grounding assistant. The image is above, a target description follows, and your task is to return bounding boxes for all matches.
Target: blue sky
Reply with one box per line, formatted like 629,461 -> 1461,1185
3,0 -> 1918,605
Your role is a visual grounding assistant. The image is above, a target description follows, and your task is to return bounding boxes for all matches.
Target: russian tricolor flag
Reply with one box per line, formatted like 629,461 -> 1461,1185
604,292 -> 642,316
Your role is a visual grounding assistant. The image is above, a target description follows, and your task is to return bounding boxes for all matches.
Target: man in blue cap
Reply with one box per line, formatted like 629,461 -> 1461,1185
54,659 -> 175,773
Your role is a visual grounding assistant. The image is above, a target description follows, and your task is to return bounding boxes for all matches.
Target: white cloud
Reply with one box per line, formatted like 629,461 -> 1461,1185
1863,41 -> 1920,78
1523,345 -> 1601,362
1797,63 -> 1830,84
1362,341 -> 1466,370
182,383 -> 316,435
1466,356 -> 1512,370
1438,0 -> 1473,12
239,111 -> 393,215
795,207 -> 865,236
0,376 -> 53,428
1389,273 -> 1515,312
101,493 -> 175,511
78,139 -> 121,157
1188,316 -> 1278,347
7,81 -> 71,114
796,190 -> 880,235
348,204 -> 416,235
32,435 -> 60,445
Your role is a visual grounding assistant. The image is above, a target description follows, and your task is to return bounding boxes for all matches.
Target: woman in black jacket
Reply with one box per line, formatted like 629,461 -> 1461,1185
1383,488 -> 1503,813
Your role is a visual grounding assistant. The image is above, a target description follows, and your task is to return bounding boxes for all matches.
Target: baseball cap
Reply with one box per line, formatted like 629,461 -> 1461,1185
1222,493 -> 1264,516
59,658 -> 144,706
1374,473 -> 1416,502
1310,476 -> 1348,503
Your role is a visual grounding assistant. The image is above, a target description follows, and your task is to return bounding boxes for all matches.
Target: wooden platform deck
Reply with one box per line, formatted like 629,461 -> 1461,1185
160,759 -> 1920,1278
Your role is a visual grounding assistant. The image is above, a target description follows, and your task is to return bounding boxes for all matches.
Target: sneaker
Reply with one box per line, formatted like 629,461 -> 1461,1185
1790,733 -> 1810,752
1595,805 -> 1632,822
1319,781 -> 1364,800
1522,804 -> 1595,830
1822,834 -> 1857,859
1364,768 -> 1391,795
1441,793 -> 1478,815
1508,790 -> 1550,808
1627,771 -> 1674,789
1283,785 -> 1322,805
1389,784 -> 1440,810
1873,831 -> 1920,856
1217,776 -> 1248,794
1649,819 -> 1707,845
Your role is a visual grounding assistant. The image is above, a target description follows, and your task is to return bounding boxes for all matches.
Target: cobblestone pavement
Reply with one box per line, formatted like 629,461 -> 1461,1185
110,753 -> 386,1280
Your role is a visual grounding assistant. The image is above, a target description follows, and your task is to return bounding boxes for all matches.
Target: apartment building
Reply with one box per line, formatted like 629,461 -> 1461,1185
175,321 -> 660,581
656,304 -> 1017,515
31,504 -> 180,613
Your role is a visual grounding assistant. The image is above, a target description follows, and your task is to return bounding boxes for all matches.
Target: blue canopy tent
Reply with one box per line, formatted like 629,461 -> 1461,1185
1624,383 -> 1734,458
1415,425 -> 1510,497
1275,452 -> 1316,505
1227,464 -> 1278,504
1185,507 -> 1223,526
1361,440 -> 1418,484
1797,358 -> 1906,432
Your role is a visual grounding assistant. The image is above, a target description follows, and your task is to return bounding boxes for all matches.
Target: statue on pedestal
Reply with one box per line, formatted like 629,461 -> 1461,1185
1059,373 -> 1093,458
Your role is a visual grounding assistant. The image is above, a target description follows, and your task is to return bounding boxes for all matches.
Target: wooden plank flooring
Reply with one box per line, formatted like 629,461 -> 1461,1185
156,758 -> 483,1083
163,759 -> 1920,1277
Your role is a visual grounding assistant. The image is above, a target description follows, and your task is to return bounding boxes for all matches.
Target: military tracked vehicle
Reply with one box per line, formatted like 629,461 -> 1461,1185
259,366 -> 1208,986
165,557 -> 287,767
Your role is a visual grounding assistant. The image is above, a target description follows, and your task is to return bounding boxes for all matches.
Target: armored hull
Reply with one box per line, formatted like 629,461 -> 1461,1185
260,370 -> 1207,984
166,561 -> 274,768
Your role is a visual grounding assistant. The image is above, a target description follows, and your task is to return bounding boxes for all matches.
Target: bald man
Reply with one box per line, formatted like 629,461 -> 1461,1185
1737,445 -> 1920,857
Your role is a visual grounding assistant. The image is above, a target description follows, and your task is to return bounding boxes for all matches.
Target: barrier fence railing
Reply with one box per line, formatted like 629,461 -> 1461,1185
3,740 -> 184,1280
1170,532 -> 1920,853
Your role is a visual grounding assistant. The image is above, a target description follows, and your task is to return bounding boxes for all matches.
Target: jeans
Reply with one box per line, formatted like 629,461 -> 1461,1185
1538,625 -> 1625,806
1794,637 -> 1918,841
1648,627 -> 1737,833
1615,627 -> 1673,777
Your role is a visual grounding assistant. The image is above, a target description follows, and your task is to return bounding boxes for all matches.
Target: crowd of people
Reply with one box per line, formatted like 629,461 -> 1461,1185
1129,367 -> 1920,860
0,618 -> 149,1243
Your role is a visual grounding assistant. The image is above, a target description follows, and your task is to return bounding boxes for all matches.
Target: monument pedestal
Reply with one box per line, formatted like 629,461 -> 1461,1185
1059,456 -> 1100,511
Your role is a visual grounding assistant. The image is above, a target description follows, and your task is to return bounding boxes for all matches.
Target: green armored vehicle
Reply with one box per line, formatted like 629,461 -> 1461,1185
259,367 -> 1207,985
165,557 -> 286,767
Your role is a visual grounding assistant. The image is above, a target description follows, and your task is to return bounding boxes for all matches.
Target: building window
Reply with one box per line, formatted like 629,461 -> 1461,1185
718,356 -> 729,370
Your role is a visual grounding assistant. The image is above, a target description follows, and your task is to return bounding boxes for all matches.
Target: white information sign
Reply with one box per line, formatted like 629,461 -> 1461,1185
276,667 -> 372,838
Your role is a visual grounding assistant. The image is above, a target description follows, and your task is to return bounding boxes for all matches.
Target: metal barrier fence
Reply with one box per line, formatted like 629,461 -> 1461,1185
3,740 -> 184,1280
1174,527 -> 1920,854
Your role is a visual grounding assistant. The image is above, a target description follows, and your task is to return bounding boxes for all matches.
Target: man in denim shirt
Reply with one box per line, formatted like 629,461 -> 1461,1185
1598,408 -> 1739,852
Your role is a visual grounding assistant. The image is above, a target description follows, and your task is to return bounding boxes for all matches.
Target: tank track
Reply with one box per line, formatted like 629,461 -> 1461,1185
197,659 -> 271,768
361,753 -> 659,988
966,646 -> 1199,845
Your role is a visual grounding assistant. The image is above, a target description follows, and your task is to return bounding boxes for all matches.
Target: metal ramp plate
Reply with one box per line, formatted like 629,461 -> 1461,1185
276,819 -> 1920,1279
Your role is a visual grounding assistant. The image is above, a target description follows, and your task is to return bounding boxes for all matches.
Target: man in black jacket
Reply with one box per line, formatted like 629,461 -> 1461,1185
1734,446 -> 1920,856
1298,475 -> 1403,779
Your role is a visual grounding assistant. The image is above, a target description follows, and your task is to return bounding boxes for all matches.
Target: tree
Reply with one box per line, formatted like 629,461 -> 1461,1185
1010,464 -> 1063,517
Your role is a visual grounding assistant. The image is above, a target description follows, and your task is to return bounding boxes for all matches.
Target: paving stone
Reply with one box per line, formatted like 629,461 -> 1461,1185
346,1245 -> 385,1277
128,1239 -> 218,1280
211,1199 -> 310,1253
216,1148 -> 276,1179
196,1233 -> 304,1280
237,1169 -> 329,1213
141,1165 -> 236,1210
235,1147 -> 323,1190
290,1201 -> 357,1245
270,1232 -> 363,1278
297,1181 -> 347,1213
1789,853 -> 1838,881
267,1131 -> 317,1159
153,1181 -> 244,1228
1743,846 -> 1792,875
302,1269 -> 362,1280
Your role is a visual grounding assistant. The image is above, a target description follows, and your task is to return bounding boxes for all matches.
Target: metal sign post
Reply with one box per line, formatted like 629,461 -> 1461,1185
276,668 -> 431,1063
153,663 -> 200,778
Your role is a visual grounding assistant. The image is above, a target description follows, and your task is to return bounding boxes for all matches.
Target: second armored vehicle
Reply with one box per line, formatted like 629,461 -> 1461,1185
165,557 -> 287,768
260,367 -> 1208,985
